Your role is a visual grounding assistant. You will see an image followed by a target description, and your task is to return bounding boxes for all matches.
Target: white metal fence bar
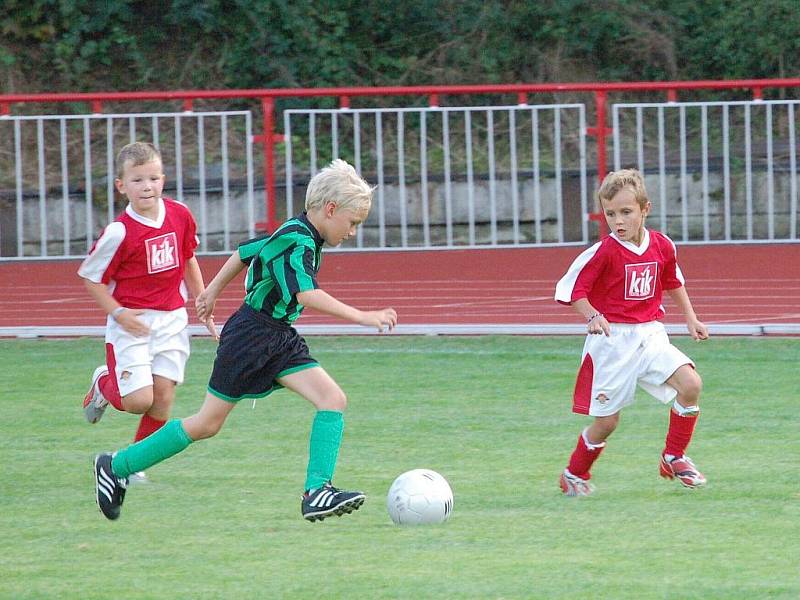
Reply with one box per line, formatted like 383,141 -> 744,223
744,104 -> 753,239
419,112 -> 430,247
375,112 -> 386,247
0,110 -> 253,259
766,104 -> 774,239
701,105 -> 709,240
283,103 -> 587,249
554,106 -> 563,243
612,99 -> 800,243
443,110 -> 453,246
791,104 -> 798,240
59,119 -> 69,256
532,108 -> 541,243
464,111 -> 475,245
397,112 -> 407,247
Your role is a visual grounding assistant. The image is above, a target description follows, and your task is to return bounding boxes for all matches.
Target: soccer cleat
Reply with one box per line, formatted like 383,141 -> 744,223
94,453 -> 127,520
83,366 -> 109,424
660,454 -> 707,489
559,469 -> 595,497
128,471 -> 149,485
301,482 -> 366,522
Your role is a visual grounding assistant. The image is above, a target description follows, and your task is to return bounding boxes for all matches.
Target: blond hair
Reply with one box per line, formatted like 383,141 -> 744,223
305,159 -> 373,213
597,168 -> 649,209
116,142 -> 162,178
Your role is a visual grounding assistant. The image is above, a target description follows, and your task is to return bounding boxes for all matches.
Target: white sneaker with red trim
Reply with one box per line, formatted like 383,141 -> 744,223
83,366 -> 109,424
659,454 -> 707,488
559,469 -> 595,497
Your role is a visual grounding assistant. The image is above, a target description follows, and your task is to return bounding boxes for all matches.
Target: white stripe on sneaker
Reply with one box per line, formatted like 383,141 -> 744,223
310,490 -> 334,508
98,469 -> 116,502
98,478 -> 114,502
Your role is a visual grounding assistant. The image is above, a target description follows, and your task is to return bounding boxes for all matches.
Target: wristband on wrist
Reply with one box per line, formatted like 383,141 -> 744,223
587,312 -> 602,323
111,306 -> 126,320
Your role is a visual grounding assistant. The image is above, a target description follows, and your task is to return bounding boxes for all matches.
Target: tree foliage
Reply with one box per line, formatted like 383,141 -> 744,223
1,0 -> 799,95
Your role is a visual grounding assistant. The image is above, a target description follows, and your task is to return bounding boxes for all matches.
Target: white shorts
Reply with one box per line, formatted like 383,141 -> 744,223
104,307 -> 190,397
572,321 -> 693,417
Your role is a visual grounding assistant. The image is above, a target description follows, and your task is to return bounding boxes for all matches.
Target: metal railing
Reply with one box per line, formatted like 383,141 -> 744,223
284,103 -> 587,248
0,111 -> 254,258
2,79 -> 800,259
612,100 -> 799,243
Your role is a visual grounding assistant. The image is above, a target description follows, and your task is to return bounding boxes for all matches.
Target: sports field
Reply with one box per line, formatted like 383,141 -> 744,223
1,335 -> 797,599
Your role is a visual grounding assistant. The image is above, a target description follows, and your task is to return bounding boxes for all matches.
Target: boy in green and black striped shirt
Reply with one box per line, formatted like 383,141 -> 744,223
93,159 -> 397,523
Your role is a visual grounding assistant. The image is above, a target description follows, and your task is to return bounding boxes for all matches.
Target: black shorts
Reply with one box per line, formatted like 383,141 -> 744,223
207,304 -> 319,402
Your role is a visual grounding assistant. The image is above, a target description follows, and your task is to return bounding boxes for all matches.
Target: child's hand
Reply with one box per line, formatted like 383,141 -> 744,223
687,318 -> 709,341
195,290 -> 216,322
359,308 -> 398,332
195,292 -> 219,341
116,309 -> 150,337
588,313 -> 610,337
204,316 -> 219,341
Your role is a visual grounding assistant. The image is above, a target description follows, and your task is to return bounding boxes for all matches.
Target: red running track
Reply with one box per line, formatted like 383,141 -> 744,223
0,244 -> 798,330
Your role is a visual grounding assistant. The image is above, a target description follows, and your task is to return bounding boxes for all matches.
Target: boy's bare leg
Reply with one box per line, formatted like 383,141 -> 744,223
95,393 -> 236,520
277,366 -> 346,411
278,367 -> 365,521
182,393 -> 237,441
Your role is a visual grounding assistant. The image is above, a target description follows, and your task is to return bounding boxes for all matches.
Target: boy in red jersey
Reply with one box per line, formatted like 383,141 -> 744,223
554,169 -> 709,496
79,142 -> 216,482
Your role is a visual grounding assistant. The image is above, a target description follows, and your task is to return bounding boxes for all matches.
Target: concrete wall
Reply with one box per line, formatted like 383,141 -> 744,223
2,168 -> 797,258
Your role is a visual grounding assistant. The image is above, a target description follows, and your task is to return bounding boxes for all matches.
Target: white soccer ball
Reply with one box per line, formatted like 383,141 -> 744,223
387,469 -> 454,525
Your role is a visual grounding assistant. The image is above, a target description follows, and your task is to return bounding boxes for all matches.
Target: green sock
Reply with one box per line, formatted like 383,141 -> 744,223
304,410 -> 344,492
111,419 -> 193,479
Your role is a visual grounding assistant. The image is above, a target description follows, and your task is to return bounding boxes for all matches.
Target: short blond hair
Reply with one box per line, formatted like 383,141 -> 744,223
597,168 -> 649,209
305,159 -> 373,213
116,142 -> 162,178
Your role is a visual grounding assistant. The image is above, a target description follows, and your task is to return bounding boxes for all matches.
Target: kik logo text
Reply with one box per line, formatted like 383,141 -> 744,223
624,261 -> 658,300
146,232 -> 179,273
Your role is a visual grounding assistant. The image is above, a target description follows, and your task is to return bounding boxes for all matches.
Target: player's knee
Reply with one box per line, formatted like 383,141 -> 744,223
685,372 -> 703,402
191,416 -> 224,440
322,388 -> 347,412
121,389 -> 154,414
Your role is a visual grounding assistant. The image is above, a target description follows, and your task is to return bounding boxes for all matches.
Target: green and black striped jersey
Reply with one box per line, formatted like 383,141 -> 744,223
238,213 -> 323,324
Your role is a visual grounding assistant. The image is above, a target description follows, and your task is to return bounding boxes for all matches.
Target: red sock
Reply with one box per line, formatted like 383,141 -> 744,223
100,343 -> 124,411
664,409 -> 699,458
566,431 -> 606,480
134,414 -> 167,442
98,374 -> 124,410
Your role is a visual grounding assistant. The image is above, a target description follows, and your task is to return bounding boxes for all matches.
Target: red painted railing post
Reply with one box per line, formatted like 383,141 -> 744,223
260,97 -> 278,232
588,90 -> 610,239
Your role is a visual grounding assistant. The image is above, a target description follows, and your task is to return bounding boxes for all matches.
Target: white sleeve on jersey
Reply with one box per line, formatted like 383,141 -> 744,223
77,222 -> 126,283
663,234 -> 686,286
554,241 -> 602,304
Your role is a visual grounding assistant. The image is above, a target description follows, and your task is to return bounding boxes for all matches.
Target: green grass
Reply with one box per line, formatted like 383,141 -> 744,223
0,336 -> 798,599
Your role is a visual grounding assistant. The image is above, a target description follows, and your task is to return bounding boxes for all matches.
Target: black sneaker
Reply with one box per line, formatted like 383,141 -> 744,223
94,453 -> 127,520
301,483 -> 365,522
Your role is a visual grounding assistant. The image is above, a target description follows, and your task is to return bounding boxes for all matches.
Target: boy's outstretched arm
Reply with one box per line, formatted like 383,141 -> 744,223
184,255 -> 217,339
666,286 -> 709,340
195,251 -> 247,332
296,289 -> 397,332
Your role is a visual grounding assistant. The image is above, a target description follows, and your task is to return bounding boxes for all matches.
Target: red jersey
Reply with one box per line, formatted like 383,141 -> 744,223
554,229 -> 685,323
78,197 -> 199,311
